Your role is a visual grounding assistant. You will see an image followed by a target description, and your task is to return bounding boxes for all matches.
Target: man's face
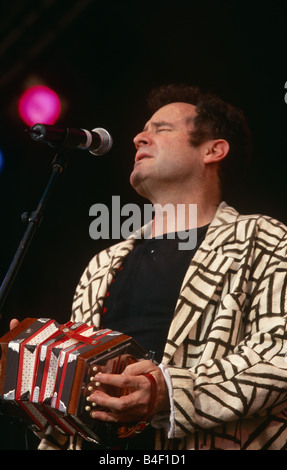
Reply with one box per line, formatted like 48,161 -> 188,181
130,102 -> 203,200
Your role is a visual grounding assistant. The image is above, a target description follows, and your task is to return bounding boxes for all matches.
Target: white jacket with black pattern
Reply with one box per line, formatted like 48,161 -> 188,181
66,202 -> 287,449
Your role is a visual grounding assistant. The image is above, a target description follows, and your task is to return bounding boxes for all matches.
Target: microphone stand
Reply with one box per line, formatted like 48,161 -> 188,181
0,151 -> 67,315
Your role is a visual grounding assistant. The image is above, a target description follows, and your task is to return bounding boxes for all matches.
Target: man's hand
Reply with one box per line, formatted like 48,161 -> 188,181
87,359 -> 170,424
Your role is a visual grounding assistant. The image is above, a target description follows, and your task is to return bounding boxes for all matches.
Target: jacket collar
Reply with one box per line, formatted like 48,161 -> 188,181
162,202 -> 241,364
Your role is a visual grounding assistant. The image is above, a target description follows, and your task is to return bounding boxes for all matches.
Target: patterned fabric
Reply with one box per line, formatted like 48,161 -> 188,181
69,202 -> 287,449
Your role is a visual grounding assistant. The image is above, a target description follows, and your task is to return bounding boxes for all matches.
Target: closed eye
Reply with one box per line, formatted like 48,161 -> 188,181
142,121 -> 174,133
156,127 -> 172,132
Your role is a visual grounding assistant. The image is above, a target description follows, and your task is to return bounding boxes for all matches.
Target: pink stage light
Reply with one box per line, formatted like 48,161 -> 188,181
18,85 -> 61,126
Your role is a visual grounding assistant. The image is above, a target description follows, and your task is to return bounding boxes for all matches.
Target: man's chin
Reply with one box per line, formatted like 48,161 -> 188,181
129,169 -> 141,190
129,171 -> 150,199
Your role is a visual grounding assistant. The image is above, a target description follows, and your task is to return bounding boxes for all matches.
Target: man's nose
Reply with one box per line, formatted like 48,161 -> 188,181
133,130 -> 151,149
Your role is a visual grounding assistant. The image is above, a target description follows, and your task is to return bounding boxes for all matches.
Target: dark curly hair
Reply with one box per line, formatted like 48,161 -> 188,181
147,84 -> 253,192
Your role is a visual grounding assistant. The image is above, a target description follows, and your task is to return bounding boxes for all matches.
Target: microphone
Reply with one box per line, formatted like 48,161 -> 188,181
28,123 -> 113,156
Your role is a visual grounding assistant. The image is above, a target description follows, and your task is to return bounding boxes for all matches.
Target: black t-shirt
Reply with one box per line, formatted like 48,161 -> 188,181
101,225 -> 209,363
84,225 -> 209,450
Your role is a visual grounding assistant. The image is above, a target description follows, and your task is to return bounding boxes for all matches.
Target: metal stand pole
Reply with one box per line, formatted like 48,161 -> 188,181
0,152 -> 67,314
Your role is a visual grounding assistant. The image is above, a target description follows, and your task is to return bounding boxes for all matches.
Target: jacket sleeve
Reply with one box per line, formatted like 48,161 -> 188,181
167,251 -> 287,439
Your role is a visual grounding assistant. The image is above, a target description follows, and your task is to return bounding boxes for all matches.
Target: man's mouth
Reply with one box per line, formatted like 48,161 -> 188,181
135,153 -> 153,163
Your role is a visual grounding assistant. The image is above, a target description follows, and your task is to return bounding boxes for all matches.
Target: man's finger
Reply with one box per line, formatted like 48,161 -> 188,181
10,318 -> 20,330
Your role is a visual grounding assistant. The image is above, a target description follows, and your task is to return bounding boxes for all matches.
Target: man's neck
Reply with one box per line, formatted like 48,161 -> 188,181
151,200 -> 219,237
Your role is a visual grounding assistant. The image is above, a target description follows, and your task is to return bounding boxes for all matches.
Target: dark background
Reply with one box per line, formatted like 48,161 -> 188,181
0,0 -> 286,449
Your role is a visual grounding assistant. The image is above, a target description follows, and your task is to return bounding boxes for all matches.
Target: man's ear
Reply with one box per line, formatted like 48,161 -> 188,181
203,139 -> 230,164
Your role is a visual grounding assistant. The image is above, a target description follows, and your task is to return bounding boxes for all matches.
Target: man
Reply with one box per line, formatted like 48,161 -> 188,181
15,85 -> 287,449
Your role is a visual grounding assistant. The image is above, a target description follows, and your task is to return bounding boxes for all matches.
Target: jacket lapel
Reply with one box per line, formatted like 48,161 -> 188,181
163,202 -> 239,364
